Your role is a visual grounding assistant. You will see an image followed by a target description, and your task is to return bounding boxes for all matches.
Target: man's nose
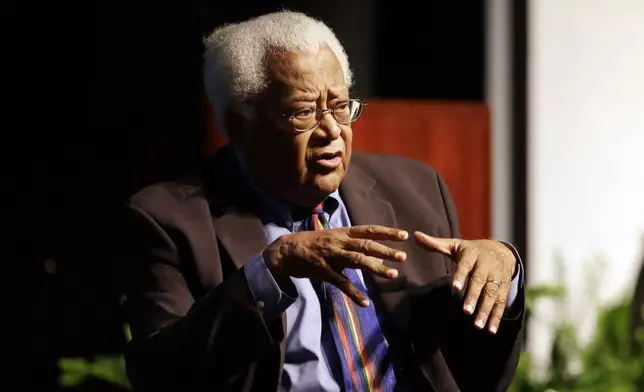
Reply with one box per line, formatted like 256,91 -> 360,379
315,111 -> 342,140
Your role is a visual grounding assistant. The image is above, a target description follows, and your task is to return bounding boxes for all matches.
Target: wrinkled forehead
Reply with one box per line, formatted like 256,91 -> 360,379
263,46 -> 348,104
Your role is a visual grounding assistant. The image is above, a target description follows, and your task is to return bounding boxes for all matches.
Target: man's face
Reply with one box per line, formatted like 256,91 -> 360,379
241,46 -> 352,207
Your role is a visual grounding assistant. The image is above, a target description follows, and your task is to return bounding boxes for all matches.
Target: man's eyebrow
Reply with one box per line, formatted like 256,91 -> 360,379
327,87 -> 348,99
286,92 -> 319,103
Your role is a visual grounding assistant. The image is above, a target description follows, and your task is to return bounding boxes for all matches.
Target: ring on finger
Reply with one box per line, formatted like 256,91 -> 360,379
486,279 -> 501,288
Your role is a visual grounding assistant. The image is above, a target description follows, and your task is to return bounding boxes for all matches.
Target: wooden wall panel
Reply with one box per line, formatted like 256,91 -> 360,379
205,100 -> 490,239
351,100 -> 490,239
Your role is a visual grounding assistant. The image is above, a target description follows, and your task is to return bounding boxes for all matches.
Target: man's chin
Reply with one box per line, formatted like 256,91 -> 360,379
310,169 -> 344,194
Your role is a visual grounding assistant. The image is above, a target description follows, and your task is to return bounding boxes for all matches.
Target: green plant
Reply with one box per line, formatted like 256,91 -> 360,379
58,324 -> 132,390
58,355 -> 131,390
509,286 -> 644,392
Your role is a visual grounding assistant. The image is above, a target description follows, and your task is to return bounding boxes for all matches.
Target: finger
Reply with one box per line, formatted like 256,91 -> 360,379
462,265 -> 488,316
413,231 -> 462,256
473,281 -> 504,331
318,266 -> 369,307
452,249 -> 478,291
347,225 -> 409,241
344,238 -> 407,262
335,249 -> 398,279
486,286 -> 510,334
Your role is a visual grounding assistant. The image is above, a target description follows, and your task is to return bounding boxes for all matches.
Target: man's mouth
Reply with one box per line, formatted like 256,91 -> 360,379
311,151 -> 343,169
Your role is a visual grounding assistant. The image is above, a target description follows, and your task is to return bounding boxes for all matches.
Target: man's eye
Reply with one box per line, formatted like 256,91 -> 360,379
333,102 -> 350,113
295,108 -> 316,118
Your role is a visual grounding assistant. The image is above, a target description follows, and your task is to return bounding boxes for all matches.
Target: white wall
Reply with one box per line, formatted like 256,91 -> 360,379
528,0 -> 644,374
486,0 -> 513,242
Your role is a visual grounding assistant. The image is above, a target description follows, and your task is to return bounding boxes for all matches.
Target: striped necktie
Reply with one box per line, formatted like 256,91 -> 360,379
311,203 -> 396,391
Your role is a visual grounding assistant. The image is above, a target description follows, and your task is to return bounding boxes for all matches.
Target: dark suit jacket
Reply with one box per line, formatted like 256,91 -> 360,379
120,145 -> 525,392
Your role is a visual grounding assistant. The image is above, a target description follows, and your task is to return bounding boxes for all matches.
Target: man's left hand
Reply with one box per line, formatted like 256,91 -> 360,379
413,231 -> 517,334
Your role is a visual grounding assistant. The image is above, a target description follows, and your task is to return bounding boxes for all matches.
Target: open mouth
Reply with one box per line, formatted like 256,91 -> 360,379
312,151 -> 343,169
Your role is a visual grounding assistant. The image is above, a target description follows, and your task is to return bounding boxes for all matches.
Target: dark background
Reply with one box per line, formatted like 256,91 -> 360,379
21,1 -> 525,390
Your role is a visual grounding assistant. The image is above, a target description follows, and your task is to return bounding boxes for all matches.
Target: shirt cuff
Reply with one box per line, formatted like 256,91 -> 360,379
244,254 -> 298,323
500,241 -> 525,313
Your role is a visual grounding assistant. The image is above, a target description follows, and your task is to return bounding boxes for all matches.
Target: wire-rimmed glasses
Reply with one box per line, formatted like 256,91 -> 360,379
281,99 -> 367,132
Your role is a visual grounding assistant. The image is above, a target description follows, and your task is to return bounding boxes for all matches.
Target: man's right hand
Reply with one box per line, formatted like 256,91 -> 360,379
263,225 -> 409,307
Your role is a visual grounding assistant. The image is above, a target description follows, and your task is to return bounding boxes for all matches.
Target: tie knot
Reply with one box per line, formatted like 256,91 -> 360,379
313,203 -> 325,215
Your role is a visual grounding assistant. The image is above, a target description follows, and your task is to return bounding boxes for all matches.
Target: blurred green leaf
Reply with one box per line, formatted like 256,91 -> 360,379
525,284 -> 566,317
510,284 -> 644,392
526,285 -> 566,299
58,324 -> 132,390
123,323 -> 132,342
58,355 -> 131,390
58,358 -> 90,387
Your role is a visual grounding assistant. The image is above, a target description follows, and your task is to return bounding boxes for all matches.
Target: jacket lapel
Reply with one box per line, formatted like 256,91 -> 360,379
341,158 -> 459,392
205,146 -> 289,379
340,163 -> 410,332
212,212 -> 268,270
204,146 -> 269,270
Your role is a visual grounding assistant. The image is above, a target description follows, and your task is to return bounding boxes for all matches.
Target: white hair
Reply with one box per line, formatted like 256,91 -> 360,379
203,11 -> 353,137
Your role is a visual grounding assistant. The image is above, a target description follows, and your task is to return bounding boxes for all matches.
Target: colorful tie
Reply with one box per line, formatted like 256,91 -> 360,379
311,203 -> 396,392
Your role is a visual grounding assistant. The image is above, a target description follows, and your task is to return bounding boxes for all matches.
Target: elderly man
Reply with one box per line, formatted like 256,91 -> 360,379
121,11 -> 525,392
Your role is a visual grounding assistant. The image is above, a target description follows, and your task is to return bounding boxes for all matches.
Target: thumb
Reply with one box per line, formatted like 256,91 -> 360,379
414,231 -> 461,255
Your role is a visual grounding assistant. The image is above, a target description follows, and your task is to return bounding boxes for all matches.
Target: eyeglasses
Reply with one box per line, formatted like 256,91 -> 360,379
281,99 -> 367,132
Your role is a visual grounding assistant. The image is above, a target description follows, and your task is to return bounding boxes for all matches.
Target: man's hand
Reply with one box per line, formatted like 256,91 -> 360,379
263,225 -> 409,307
414,232 -> 517,334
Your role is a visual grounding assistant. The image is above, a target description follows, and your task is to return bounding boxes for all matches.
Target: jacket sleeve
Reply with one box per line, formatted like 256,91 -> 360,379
120,203 -> 286,391
434,173 -> 525,392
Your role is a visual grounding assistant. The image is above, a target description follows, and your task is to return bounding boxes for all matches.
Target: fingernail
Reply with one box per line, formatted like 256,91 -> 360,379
361,299 -> 370,307
387,269 -> 398,278
453,280 -> 463,290
475,319 -> 484,329
398,231 -> 409,240
395,252 -> 406,261
464,304 -> 474,314
489,326 -> 498,334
